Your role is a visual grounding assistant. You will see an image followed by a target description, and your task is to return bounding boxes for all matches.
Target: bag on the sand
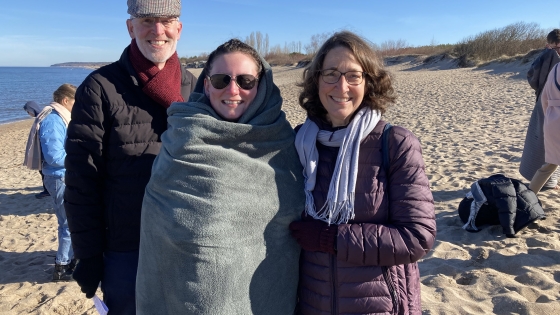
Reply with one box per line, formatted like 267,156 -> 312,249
458,174 -> 545,237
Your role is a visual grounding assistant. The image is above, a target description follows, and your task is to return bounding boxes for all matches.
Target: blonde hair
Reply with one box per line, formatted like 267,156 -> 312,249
53,83 -> 77,104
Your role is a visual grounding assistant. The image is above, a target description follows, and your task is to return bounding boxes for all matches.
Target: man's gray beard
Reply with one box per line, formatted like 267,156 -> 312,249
138,42 -> 177,64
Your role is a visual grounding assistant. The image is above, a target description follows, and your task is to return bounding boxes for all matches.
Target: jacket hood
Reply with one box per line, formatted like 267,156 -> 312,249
23,101 -> 41,117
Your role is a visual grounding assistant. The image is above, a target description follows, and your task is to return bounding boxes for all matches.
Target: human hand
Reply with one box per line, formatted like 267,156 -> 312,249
289,220 -> 337,254
72,254 -> 104,298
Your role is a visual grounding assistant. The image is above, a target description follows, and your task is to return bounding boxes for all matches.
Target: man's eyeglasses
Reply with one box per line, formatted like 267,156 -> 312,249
206,74 -> 259,90
551,46 -> 560,52
319,69 -> 366,85
135,17 -> 178,28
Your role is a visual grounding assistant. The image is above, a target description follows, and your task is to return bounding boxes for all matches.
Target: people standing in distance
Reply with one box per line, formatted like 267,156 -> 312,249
23,101 -> 41,118
289,31 -> 436,315
38,84 -> 77,281
529,63 -> 560,194
520,29 -> 560,189
23,100 -> 50,199
64,0 -> 196,313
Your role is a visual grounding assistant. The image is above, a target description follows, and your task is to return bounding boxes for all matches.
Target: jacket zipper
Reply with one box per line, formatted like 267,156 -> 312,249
382,266 -> 399,314
331,254 -> 338,315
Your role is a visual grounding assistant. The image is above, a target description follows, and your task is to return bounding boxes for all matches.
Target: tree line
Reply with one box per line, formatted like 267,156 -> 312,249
181,22 -> 553,67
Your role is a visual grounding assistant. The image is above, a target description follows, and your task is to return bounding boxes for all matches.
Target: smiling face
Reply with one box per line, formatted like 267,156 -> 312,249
318,46 -> 366,127
203,52 -> 259,122
126,17 -> 182,69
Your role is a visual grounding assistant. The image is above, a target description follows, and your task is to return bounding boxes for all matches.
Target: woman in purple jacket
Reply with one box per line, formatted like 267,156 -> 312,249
289,31 -> 437,315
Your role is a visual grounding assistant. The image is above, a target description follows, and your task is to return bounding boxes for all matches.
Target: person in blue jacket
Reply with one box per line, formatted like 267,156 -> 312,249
39,83 -> 77,281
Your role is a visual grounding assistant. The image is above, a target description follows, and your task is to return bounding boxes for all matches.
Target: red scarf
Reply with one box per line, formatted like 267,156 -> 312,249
128,39 -> 184,108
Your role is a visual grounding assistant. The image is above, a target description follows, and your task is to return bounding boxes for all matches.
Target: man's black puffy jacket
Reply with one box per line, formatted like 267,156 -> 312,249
64,46 -> 196,259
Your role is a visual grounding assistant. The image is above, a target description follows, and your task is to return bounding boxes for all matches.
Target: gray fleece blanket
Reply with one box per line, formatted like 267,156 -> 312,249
136,58 -> 305,315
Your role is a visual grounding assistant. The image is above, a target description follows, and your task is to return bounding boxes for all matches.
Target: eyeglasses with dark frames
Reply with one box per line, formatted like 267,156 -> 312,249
319,69 -> 366,85
206,74 -> 259,90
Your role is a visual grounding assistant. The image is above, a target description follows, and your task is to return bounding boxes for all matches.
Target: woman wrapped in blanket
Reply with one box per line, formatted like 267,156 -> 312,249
136,39 -> 305,315
289,31 -> 436,315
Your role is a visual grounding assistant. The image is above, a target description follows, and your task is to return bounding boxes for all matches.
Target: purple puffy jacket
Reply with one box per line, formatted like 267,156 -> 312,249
296,120 -> 436,315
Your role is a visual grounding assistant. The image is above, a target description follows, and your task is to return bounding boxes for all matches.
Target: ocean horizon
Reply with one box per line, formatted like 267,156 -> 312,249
0,67 -> 93,125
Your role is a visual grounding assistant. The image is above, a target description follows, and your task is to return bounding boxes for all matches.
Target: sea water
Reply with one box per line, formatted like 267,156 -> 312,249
0,67 -> 93,125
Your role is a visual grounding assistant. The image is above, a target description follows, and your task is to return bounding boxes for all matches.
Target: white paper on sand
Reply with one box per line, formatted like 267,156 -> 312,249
92,295 -> 109,315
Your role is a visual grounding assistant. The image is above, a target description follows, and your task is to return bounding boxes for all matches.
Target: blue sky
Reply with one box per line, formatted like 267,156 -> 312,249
1,0 -> 559,67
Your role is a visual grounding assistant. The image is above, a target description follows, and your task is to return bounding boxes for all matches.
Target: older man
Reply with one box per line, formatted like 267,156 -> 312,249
64,0 -> 195,313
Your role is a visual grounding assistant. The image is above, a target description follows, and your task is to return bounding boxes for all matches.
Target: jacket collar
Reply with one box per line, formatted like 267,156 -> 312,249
118,45 -> 140,87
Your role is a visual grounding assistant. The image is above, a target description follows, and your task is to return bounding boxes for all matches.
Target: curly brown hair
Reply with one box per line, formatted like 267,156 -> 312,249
298,31 -> 396,120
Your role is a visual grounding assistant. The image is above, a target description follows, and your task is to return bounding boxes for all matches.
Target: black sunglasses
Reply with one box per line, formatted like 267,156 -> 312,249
207,74 -> 259,90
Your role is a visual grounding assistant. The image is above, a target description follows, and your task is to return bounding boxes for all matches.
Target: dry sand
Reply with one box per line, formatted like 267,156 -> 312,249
1,60 -> 559,314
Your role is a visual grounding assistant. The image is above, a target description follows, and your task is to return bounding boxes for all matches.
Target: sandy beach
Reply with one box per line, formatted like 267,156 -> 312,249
1,59 -> 559,314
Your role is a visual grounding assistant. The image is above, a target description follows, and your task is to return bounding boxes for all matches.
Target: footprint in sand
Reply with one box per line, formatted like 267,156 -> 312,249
455,271 -> 478,285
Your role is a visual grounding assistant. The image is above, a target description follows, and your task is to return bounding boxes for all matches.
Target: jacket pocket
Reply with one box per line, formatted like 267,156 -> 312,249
382,266 -> 399,314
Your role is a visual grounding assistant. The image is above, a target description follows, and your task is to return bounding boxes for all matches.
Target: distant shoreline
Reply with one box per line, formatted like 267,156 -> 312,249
50,62 -> 110,70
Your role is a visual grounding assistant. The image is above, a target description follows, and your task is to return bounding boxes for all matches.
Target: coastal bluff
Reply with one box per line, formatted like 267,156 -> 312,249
50,62 -> 110,69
